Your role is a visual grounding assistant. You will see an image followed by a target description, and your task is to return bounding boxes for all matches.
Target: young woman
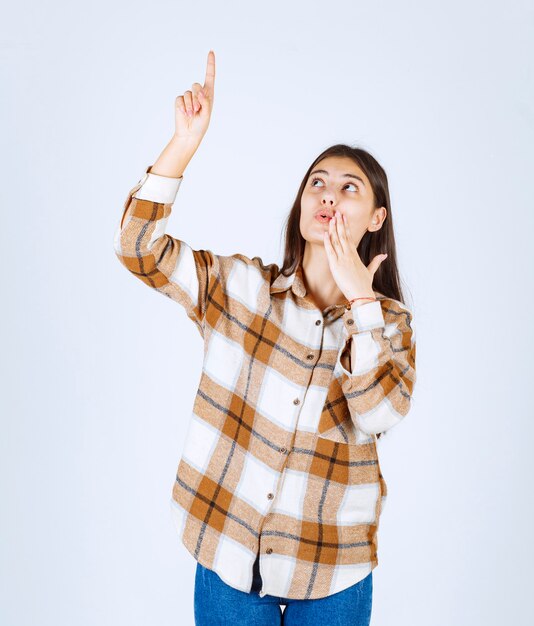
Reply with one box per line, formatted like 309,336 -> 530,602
114,50 -> 417,626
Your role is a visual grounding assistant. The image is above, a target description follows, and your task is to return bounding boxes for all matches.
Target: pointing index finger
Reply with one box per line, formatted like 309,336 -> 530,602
203,50 -> 216,95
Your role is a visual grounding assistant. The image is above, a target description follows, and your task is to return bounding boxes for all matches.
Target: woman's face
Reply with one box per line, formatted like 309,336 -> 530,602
300,156 -> 386,248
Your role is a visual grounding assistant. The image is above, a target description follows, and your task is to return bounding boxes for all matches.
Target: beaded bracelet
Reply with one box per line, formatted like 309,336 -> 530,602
344,296 -> 377,310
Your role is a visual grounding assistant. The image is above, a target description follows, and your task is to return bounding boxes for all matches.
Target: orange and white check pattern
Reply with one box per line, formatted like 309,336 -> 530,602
113,166 -> 417,600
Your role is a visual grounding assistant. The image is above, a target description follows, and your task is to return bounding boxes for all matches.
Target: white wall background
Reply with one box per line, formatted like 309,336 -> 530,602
2,0 -> 533,624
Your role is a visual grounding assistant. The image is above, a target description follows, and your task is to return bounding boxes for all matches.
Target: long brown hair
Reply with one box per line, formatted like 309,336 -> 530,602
280,144 -> 411,440
279,143 -> 406,305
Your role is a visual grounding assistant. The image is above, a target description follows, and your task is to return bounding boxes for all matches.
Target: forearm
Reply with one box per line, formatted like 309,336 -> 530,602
116,136 -> 199,231
149,135 -> 201,178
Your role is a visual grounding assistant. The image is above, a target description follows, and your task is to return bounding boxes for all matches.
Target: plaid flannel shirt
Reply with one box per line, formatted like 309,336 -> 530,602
113,165 -> 417,600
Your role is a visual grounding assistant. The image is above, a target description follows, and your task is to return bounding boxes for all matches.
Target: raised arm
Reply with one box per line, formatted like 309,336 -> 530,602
113,51 -> 219,337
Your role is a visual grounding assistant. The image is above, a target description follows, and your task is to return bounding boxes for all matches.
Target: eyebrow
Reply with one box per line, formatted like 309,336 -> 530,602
309,169 -> 366,188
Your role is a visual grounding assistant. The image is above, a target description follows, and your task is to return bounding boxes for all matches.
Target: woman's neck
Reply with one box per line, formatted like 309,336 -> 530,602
301,248 -> 347,311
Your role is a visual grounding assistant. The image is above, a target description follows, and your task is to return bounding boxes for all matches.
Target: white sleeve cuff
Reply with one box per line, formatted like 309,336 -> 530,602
133,171 -> 183,204
343,299 -> 385,333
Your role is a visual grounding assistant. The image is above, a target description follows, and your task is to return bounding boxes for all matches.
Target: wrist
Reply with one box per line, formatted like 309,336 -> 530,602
345,290 -> 376,306
349,297 -> 376,309
170,134 -> 202,152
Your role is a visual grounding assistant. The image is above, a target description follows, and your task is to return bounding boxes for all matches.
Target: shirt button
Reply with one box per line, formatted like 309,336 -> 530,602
293,398 -> 300,405
315,319 -> 322,325
267,493 -> 274,499
306,353 -> 314,360
347,319 -> 354,325
266,548 -> 273,554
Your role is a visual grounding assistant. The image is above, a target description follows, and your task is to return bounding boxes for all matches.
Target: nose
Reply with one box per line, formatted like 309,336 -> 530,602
320,186 -> 337,204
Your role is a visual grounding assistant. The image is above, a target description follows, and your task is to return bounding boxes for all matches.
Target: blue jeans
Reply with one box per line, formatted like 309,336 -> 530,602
194,554 -> 373,625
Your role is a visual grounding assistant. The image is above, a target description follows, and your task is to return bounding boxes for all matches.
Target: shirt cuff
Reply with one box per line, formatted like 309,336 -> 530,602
341,299 -> 385,334
132,165 -> 184,204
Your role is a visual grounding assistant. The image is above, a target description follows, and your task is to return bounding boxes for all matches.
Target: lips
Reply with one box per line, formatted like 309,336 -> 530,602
315,209 -> 334,223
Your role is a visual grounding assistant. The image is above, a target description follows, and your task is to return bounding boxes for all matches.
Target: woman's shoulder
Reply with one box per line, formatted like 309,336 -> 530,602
373,292 -> 416,329
215,251 -> 280,286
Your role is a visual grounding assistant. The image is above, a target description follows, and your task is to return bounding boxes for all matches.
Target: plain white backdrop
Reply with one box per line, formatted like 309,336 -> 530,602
2,0 -> 533,624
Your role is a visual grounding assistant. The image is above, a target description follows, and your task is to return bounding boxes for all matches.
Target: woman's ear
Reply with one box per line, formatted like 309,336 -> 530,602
369,206 -> 387,231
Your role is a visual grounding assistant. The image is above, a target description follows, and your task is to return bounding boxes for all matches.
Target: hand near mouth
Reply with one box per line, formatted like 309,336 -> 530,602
323,210 -> 387,305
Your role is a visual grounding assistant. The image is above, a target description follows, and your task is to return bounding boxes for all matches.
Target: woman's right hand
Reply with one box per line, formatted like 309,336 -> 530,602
174,50 -> 216,143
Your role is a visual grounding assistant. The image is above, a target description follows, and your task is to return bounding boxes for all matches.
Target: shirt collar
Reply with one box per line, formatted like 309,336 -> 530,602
269,260 -> 307,298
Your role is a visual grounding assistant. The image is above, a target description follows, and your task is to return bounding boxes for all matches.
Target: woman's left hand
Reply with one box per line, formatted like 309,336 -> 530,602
323,210 -> 388,302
